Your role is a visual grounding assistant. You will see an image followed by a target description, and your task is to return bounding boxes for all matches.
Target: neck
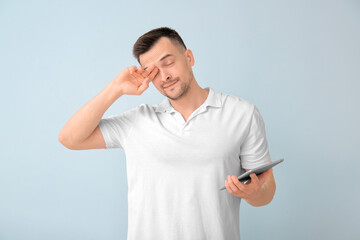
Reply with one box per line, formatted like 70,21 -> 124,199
169,80 -> 209,116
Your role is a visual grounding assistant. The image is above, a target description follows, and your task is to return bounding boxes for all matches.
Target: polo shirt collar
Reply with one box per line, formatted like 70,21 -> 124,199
155,87 -> 222,113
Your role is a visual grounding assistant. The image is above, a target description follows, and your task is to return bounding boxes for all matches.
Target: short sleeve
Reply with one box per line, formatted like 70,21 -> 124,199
240,105 -> 271,169
98,106 -> 138,149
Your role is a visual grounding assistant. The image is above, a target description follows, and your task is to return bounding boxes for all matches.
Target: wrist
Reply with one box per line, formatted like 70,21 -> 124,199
244,188 -> 263,205
103,80 -> 124,102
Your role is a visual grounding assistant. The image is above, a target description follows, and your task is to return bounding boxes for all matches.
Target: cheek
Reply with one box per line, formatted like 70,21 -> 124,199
153,72 -> 161,82
152,76 -> 162,89
153,65 -> 179,83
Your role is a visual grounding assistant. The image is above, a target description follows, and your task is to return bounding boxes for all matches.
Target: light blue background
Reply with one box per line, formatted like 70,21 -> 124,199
1,0 -> 359,239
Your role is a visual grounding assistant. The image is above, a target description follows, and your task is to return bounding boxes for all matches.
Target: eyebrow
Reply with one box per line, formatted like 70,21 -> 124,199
143,54 -> 174,70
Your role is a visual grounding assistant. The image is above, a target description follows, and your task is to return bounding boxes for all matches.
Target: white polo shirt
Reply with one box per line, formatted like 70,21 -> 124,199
99,87 -> 271,240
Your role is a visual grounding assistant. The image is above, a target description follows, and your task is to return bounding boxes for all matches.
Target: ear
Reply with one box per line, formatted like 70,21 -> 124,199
185,49 -> 195,67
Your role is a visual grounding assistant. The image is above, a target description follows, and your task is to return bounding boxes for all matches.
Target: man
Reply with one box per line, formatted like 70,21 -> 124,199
58,27 -> 276,240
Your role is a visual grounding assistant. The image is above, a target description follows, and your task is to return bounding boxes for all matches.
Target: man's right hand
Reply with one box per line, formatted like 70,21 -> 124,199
113,64 -> 159,96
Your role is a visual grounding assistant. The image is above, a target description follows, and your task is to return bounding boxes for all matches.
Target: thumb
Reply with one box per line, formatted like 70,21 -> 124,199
249,173 -> 259,185
262,167 -> 273,178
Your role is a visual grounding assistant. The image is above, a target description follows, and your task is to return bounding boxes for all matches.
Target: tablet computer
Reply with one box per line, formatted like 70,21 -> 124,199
219,158 -> 284,191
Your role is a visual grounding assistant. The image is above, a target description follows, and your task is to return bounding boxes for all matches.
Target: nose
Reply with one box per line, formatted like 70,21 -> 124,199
159,69 -> 172,82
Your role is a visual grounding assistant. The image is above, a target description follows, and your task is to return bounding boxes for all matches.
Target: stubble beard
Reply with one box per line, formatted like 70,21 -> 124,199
164,73 -> 194,101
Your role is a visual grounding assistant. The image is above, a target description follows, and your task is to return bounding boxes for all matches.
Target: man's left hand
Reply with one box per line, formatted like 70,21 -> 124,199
224,167 -> 275,206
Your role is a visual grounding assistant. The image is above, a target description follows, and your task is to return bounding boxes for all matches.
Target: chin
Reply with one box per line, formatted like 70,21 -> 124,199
168,88 -> 189,101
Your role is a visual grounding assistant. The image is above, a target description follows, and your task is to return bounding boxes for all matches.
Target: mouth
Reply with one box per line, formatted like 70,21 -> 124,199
163,80 -> 178,89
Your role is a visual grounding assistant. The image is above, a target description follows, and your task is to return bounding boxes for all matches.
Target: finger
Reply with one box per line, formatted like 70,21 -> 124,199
146,66 -> 159,81
139,65 -> 151,74
137,66 -> 144,73
249,173 -> 259,185
227,175 -> 239,192
128,66 -> 137,74
137,70 -> 155,94
264,167 -> 273,175
243,179 -> 251,185
225,176 -> 236,194
258,168 -> 273,181
137,79 -> 150,94
130,70 -> 145,83
142,64 -> 156,77
225,179 -> 232,193
231,175 -> 245,191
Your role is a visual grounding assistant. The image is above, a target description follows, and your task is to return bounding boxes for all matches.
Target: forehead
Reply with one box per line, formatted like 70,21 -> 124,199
139,37 -> 182,67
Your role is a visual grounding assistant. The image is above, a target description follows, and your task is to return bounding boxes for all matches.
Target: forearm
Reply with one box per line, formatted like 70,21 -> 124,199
58,80 -> 122,146
244,174 -> 276,207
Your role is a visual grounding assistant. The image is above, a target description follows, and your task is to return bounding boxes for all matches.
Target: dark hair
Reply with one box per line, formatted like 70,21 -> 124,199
133,27 -> 187,64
